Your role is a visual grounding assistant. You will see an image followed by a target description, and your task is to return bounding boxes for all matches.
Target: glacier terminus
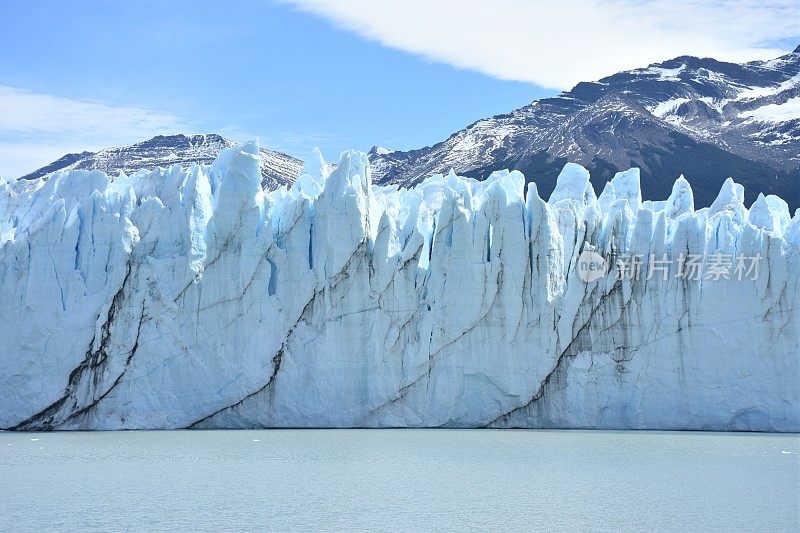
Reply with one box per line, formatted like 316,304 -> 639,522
0,141 -> 797,431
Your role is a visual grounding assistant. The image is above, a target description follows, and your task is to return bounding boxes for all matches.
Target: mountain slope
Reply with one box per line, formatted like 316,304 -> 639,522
371,46 -> 800,209
22,134 -> 302,190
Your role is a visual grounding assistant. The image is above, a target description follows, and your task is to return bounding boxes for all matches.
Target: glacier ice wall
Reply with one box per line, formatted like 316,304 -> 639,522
1,142 -> 798,431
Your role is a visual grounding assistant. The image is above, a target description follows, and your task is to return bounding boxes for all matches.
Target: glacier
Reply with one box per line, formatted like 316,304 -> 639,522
0,141 -> 798,431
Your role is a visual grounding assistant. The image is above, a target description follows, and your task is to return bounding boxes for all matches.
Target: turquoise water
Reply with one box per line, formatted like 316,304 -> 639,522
1,430 -> 798,531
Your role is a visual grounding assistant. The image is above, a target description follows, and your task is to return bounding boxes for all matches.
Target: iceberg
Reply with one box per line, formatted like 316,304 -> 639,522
0,141 -> 797,431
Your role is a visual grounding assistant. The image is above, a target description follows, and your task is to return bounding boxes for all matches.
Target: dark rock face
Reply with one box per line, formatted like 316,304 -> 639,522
371,47 -> 800,209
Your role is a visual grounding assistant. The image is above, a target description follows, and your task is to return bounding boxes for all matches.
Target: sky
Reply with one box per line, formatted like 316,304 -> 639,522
1,0 -> 798,177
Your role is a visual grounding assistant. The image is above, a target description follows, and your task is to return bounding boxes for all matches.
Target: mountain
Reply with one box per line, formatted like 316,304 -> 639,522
1,143 -> 797,431
21,133 -> 302,190
21,49 -> 799,207
371,46 -> 800,209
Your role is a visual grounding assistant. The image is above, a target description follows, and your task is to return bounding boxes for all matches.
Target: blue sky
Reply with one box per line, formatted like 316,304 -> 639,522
1,0 -> 798,177
0,0 -> 546,176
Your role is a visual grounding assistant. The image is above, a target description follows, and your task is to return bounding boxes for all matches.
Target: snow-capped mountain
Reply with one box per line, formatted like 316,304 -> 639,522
22,133 -> 302,190
1,142 -> 797,431
372,45 -> 800,209
22,48 -> 798,208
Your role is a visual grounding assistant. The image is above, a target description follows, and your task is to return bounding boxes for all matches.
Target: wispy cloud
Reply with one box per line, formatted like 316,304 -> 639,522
283,0 -> 800,89
0,86 -> 190,177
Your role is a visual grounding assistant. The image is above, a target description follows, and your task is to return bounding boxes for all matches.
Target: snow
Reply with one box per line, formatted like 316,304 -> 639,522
697,97 -> 728,113
452,134 -> 482,152
648,98 -> 690,118
739,96 -> 800,123
0,141 -> 797,431
735,72 -> 800,101
641,63 -> 686,80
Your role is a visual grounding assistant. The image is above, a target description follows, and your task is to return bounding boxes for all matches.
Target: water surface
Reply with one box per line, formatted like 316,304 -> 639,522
1,430 -> 798,531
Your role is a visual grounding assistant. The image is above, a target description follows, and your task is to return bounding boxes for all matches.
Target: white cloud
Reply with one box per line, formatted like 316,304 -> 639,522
283,0 -> 800,89
0,86 -> 190,177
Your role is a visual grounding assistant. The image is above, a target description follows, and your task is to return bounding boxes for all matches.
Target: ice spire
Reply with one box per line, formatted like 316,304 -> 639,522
664,175 -> 694,219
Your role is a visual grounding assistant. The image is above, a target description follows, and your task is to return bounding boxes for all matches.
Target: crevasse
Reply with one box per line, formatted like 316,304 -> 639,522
0,141 -> 797,431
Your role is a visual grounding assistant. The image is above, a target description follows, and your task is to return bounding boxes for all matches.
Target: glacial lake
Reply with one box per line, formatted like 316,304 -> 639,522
1,429 -> 798,531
